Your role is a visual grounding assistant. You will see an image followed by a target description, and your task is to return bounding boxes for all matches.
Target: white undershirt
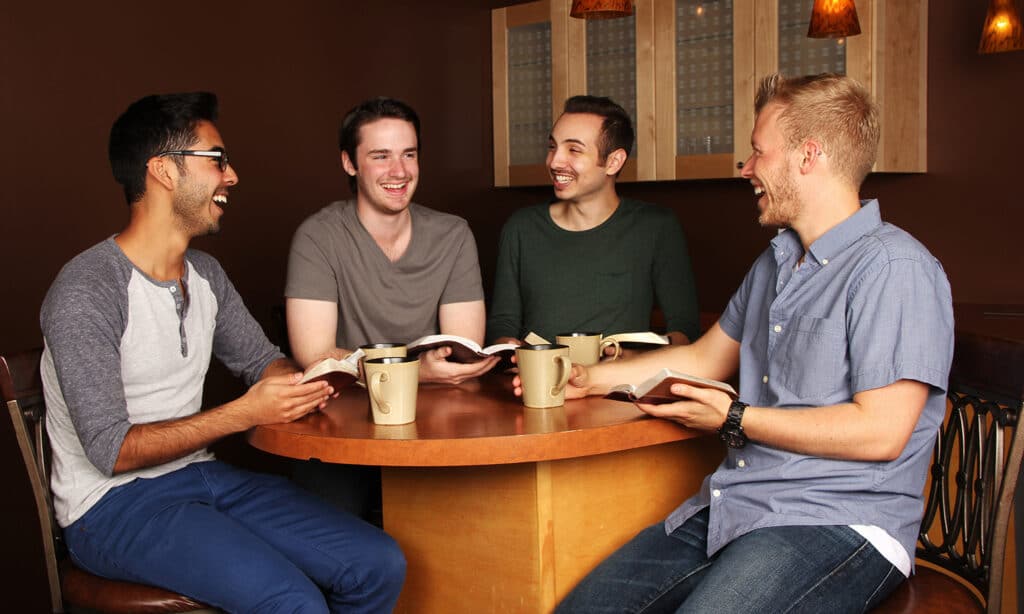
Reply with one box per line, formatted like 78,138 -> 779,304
850,525 -> 911,577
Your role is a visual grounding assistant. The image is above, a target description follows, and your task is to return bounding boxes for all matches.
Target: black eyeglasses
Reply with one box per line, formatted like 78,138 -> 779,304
156,147 -> 229,172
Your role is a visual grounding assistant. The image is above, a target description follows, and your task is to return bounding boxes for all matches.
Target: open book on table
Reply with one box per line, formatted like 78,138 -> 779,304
526,331 -> 670,347
298,352 -> 361,390
605,368 -> 737,405
604,331 -> 670,348
406,334 -> 518,363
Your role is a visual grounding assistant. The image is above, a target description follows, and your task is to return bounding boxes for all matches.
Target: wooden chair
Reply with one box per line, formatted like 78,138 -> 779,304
1,349 -> 216,613
873,331 -> 1024,613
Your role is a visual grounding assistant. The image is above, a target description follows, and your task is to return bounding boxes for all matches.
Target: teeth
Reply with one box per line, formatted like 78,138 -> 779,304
753,186 -> 765,196
382,182 -> 407,189
212,195 -> 228,204
553,174 -> 572,184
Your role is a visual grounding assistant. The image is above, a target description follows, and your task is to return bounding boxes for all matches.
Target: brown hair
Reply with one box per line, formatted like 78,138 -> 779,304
754,73 -> 879,187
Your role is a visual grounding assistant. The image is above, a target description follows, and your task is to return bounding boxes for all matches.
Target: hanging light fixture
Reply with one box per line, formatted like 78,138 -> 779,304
807,0 -> 862,39
570,0 -> 634,20
978,0 -> 1024,54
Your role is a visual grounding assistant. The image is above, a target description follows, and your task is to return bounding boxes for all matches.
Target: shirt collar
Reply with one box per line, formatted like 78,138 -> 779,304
770,199 -> 882,268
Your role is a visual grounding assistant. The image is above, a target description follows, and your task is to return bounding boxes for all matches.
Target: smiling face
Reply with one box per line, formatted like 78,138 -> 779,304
741,103 -> 802,228
546,112 -> 620,204
171,120 -> 238,236
342,117 -> 419,216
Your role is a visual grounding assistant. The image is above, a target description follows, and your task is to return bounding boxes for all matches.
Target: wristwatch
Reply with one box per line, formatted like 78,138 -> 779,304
718,400 -> 749,449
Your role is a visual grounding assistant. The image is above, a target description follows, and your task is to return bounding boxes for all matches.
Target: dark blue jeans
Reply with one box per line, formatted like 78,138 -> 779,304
556,508 -> 905,614
64,461 -> 405,614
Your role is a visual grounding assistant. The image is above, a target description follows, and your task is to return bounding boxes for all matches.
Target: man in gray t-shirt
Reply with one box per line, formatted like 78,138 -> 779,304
286,97 -> 498,384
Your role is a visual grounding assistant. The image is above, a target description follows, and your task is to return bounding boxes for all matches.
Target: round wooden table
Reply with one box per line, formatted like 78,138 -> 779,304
248,375 -> 724,613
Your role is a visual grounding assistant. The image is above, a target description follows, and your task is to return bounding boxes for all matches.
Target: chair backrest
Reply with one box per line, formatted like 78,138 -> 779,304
916,331 -> 1024,613
1,349 -> 63,612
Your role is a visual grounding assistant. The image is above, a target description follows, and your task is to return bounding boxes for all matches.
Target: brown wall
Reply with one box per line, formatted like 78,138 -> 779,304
1,0 -> 1021,608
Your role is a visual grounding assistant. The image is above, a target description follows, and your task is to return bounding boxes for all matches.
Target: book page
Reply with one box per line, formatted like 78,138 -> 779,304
299,354 -> 359,389
605,331 -> 670,346
605,368 -> 737,405
407,334 -> 514,363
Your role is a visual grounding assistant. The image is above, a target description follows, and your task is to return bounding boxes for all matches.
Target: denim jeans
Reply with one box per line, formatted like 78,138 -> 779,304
556,507 -> 905,614
64,460 -> 405,614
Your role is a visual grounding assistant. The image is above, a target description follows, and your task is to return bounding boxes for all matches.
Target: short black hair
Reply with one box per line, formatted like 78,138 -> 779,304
108,92 -> 218,205
337,97 -> 420,192
562,95 -> 634,163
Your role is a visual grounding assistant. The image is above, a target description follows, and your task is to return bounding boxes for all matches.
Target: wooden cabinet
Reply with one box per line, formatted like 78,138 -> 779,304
492,0 -> 927,187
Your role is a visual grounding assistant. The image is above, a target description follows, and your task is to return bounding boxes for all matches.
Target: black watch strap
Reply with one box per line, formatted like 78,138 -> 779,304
718,400 -> 749,449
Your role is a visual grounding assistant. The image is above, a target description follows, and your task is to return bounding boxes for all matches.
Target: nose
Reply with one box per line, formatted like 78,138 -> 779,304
739,153 -> 754,179
547,146 -> 564,168
223,162 -> 239,186
388,156 -> 408,177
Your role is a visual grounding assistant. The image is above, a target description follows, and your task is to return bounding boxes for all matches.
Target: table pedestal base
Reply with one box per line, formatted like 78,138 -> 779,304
383,436 -> 723,613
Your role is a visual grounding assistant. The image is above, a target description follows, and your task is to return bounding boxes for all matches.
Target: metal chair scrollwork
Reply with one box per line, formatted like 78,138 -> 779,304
874,331 -> 1024,613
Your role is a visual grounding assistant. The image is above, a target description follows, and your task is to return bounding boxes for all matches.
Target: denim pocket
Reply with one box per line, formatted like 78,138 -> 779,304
777,315 -> 848,401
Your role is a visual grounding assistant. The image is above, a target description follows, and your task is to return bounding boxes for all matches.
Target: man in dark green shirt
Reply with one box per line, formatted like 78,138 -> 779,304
487,96 -> 699,345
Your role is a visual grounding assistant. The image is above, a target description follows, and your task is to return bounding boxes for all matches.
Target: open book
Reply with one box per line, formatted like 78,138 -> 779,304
605,368 -> 737,405
604,331 -> 670,348
298,352 -> 361,390
406,334 -> 518,363
526,331 -> 669,347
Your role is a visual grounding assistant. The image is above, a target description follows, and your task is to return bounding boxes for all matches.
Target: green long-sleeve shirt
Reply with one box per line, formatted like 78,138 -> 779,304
486,199 -> 699,343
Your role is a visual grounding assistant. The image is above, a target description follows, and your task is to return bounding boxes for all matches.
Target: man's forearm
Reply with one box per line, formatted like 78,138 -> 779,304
112,400 -> 251,474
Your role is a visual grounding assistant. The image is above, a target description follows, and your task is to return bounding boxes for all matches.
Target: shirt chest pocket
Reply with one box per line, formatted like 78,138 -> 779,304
776,315 -> 849,402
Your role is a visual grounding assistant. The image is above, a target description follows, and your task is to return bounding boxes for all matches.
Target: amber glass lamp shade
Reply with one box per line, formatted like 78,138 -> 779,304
807,0 -> 862,39
570,0 -> 633,20
979,0 -> 1024,54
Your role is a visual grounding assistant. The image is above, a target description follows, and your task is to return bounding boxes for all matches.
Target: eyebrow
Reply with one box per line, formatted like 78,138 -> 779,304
367,147 -> 419,155
549,136 -> 588,147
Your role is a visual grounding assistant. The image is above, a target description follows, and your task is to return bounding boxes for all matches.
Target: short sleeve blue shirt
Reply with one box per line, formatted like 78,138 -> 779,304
665,200 -> 954,565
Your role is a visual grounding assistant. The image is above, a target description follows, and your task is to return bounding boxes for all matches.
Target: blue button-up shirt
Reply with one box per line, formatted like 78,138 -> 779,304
666,200 -> 954,567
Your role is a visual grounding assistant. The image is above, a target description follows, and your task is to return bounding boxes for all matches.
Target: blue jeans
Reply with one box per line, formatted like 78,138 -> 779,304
556,508 -> 904,614
64,461 -> 405,614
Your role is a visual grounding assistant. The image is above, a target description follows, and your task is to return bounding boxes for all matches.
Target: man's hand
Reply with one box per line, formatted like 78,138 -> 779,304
236,373 -> 333,426
418,346 -> 500,385
635,382 -> 732,432
512,364 -> 592,400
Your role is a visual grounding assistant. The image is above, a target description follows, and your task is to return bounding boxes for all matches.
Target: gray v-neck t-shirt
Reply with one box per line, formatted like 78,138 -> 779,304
286,200 -> 484,349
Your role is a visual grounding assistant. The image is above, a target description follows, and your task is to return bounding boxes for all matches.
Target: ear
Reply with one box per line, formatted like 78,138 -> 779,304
798,140 -> 824,174
341,151 -> 357,177
604,148 -> 627,176
146,156 -> 178,192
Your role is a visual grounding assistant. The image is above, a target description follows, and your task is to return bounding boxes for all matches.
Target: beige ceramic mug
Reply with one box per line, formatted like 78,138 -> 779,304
516,343 -> 572,408
555,332 -> 621,366
364,356 -> 419,425
359,343 -> 407,383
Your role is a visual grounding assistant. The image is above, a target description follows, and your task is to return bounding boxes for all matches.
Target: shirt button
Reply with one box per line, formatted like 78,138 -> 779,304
773,324 -> 782,333
712,489 -> 722,498
762,375 -> 769,384
822,258 -> 829,265
169,286 -> 176,293
737,459 -> 746,468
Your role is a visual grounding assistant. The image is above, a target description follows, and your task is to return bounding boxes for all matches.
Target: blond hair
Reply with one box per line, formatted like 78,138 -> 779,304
754,73 -> 879,187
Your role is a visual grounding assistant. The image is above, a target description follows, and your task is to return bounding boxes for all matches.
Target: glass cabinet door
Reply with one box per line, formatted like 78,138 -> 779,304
492,1 -> 554,186
777,0 -> 848,77
660,0 -> 753,179
576,0 -> 656,182
508,21 -> 553,167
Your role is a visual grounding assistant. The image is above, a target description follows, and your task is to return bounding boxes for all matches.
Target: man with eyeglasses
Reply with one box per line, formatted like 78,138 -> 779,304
39,92 -> 405,612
